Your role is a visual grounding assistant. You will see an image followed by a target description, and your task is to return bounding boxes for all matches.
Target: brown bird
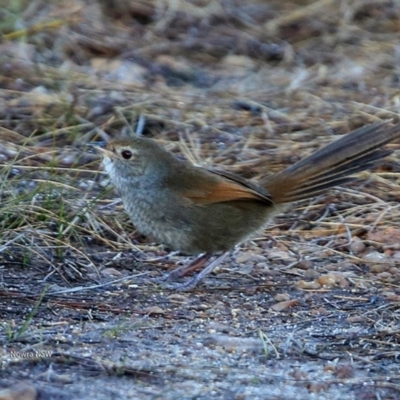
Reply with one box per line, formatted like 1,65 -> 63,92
92,121 -> 400,290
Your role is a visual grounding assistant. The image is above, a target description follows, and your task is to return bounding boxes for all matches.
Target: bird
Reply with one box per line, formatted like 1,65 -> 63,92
92,121 -> 400,290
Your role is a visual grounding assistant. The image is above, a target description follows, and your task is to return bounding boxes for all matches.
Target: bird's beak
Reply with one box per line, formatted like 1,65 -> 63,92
87,141 -> 110,155
88,141 -> 107,149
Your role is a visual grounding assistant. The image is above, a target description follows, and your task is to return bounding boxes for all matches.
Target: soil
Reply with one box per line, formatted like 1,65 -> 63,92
0,1 -> 400,399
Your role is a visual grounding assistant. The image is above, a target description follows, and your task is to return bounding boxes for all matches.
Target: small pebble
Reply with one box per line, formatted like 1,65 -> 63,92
349,237 -> 366,253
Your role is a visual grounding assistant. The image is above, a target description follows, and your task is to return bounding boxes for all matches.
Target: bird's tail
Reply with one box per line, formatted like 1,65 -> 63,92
261,121 -> 400,203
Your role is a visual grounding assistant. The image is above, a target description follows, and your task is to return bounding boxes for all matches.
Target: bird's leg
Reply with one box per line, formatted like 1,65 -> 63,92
156,252 -> 230,291
153,253 -> 210,282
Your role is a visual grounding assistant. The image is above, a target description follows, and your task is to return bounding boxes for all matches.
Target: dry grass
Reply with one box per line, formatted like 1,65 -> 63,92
1,1 -> 400,399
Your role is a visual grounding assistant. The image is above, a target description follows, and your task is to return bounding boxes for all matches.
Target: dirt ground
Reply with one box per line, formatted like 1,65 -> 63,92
1,1 -> 400,399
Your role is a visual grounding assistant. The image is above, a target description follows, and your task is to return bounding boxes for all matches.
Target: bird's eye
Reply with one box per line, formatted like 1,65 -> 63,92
121,150 -> 133,159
